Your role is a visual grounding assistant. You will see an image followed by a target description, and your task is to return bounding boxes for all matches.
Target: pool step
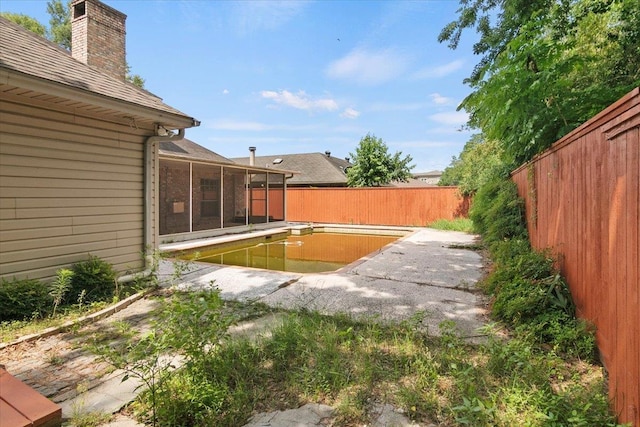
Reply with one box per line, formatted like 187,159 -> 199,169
289,225 -> 313,235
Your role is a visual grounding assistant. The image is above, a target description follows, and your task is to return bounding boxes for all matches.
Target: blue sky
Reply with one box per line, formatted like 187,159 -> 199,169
2,0 -> 480,172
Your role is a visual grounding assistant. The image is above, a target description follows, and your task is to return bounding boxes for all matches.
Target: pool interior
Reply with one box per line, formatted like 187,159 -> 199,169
176,230 -> 401,273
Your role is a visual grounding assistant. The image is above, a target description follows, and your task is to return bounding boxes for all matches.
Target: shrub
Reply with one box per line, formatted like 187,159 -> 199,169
483,246 -> 555,295
473,175 -> 597,361
0,277 -> 51,321
470,178 -> 528,245
68,256 -> 117,304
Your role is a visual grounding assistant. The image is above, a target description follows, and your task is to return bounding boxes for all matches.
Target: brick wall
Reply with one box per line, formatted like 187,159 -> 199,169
159,160 -> 190,235
71,0 -> 126,80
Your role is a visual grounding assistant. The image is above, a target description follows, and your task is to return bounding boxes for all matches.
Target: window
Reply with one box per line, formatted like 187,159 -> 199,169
201,178 -> 219,217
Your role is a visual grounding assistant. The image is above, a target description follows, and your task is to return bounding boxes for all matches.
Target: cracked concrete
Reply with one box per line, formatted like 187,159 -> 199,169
174,228 -> 487,339
1,227 -> 487,427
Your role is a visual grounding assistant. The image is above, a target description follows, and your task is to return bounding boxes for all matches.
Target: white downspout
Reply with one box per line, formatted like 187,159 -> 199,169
118,128 -> 186,284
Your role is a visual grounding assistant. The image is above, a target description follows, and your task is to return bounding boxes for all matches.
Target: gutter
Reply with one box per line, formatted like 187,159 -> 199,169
118,127 -> 189,284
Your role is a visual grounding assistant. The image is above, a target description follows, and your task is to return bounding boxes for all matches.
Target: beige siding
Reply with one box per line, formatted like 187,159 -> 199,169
0,96 -> 155,282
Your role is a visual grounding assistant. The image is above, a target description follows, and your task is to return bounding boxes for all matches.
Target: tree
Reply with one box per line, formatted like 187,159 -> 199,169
346,134 -> 414,187
1,12 -> 47,37
47,0 -> 71,50
439,135 -> 505,196
440,0 -> 640,164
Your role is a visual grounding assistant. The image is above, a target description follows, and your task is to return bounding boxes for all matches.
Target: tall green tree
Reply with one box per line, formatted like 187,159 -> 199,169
346,134 -> 414,187
440,0 -> 640,164
439,135 -> 505,196
47,0 -> 71,49
0,12 -> 47,37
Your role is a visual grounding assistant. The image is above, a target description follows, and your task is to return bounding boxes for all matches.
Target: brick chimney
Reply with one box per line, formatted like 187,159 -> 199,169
71,0 -> 127,80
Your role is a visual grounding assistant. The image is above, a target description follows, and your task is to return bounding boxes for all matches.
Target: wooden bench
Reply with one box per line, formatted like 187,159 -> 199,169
0,368 -> 61,427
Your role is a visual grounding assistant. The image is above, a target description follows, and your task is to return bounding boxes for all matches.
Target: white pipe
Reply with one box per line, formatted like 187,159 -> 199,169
118,128 -> 187,284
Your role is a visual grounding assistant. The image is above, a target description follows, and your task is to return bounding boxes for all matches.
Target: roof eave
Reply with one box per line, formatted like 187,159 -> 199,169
159,153 -> 299,174
0,68 -> 199,129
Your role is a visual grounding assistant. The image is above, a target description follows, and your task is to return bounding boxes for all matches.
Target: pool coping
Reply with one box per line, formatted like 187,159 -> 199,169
159,223 -> 418,275
159,223 -> 416,253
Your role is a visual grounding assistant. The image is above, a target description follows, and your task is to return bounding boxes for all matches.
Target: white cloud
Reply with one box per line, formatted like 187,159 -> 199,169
233,1 -> 309,34
414,59 -> 465,79
326,48 -> 409,85
429,111 -> 469,126
261,90 -> 339,112
340,108 -> 360,119
429,93 -> 453,105
222,89 -> 230,95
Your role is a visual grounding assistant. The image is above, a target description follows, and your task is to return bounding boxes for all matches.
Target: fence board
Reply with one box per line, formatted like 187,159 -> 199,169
286,187 -> 469,226
511,88 -> 639,425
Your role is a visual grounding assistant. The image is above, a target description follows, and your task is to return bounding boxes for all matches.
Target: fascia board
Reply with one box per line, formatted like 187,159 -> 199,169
0,68 -> 198,129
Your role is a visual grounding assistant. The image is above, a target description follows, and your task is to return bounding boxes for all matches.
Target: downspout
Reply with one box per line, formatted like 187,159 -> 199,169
117,127 -> 186,284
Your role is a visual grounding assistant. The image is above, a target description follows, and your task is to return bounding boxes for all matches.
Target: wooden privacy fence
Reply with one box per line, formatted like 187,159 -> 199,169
286,187 -> 469,226
512,88 -> 639,425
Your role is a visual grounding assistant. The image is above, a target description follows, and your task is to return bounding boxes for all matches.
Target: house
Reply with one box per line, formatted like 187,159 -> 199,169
158,139 -> 291,240
413,170 -> 443,185
0,0 -> 199,282
233,150 -> 351,187
234,150 -> 435,188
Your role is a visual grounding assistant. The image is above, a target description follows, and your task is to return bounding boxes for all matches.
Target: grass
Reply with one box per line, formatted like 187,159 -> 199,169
428,218 -> 474,233
0,277 -> 152,344
2,244 -> 621,426
0,301 -> 111,343
3,284 -> 620,426
117,300 -> 620,427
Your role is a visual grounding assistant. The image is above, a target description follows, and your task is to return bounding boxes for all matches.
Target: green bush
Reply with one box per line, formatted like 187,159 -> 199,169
0,277 -> 51,321
68,255 -> 117,304
470,178 -> 528,245
473,176 -> 597,361
483,246 -> 554,295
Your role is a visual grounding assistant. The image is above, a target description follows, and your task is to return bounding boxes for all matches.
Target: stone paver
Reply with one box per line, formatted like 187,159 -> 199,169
0,297 -> 160,404
243,403 -> 335,427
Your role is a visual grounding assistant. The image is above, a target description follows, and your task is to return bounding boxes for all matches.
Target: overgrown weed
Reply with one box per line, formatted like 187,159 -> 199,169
102,301 -> 620,426
428,217 -> 474,233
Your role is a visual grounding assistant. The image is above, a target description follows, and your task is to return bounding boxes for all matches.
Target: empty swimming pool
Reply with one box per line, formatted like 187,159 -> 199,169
178,231 -> 401,273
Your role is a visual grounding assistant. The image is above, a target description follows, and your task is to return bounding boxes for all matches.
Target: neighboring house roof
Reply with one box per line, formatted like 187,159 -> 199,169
0,16 -> 197,129
233,152 -> 351,186
413,170 -> 443,178
159,138 -> 236,164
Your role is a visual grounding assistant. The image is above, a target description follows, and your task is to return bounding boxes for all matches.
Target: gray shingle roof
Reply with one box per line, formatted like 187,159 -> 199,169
0,16 -> 196,128
232,152 -> 351,186
159,138 -> 236,164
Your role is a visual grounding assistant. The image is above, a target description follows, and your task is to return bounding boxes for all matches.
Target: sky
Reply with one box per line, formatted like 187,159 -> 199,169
1,0 -> 481,172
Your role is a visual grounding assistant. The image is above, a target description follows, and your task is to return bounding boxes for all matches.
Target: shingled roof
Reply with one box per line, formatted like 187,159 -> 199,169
159,138 -> 236,164
233,152 -> 351,186
0,16 -> 197,129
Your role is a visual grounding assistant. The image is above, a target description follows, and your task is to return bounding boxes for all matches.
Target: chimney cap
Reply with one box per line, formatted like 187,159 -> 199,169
249,146 -> 256,152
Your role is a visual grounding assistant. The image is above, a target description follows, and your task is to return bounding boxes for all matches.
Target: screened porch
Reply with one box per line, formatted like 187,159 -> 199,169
159,158 -> 287,237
